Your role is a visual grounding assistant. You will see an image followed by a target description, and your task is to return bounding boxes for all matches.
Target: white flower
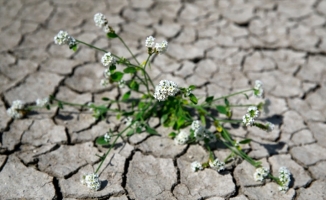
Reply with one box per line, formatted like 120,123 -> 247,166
54,30 -> 76,47
123,116 -> 133,126
242,114 -> 254,126
191,161 -> 203,172
118,80 -> 126,88
104,132 -> 111,142
191,120 -> 202,130
155,40 -> 168,54
36,97 -> 49,107
266,122 -> 275,132
100,79 -> 109,86
209,159 -> 225,172
145,36 -> 155,48
94,13 -> 108,28
101,52 -> 116,67
253,167 -> 270,182
278,166 -> 291,191
81,173 -> 101,191
194,127 -> 205,141
104,68 -> 111,78
153,80 -> 179,101
174,130 -> 189,145
254,80 -> 263,98
7,100 -> 25,119
247,106 -> 259,118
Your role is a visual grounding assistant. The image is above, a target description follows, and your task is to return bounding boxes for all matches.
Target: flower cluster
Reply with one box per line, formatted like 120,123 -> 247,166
145,36 -> 168,54
153,80 -> 179,101
101,52 -> 116,67
7,100 -> 26,119
36,97 -> 49,107
243,106 -> 259,127
191,120 -> 216,142
191,161 -> 203,172
209,158 -> 225,172
253,167 -> 270,182
174,130 -> 189,145
81,173 -> 101,191
104,132 -> 111,143
94,13 -> 111,33
254,80 -> 263,98
278,167 -> 291,191
266,122 -> 275,132
54,30 -> 76,48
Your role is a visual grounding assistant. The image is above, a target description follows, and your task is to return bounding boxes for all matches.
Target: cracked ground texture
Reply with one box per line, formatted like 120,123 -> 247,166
0,0 -> 326,199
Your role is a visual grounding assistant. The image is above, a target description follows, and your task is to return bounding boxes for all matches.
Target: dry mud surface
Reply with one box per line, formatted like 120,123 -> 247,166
1,0 -> 326,199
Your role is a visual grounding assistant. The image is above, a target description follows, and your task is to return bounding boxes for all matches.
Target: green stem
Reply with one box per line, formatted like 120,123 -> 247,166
76,40 -> 108,53
118,36 -> 140,65
213,89 -> 253,102
95,123 -> 133,174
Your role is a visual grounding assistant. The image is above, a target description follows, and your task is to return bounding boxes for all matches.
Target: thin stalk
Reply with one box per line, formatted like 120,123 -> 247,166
95,123 -> 132,174
76,40 -> 107,53
118,36 -> 140,65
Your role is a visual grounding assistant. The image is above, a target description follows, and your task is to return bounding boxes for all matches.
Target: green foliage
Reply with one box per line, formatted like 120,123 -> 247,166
107,32 -> 118,38
189,93 -> 198,104
110,71 -> 124,82
96,136 -> 110,145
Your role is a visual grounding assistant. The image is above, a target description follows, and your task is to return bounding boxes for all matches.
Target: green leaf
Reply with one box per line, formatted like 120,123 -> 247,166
109,64 -> 116,72
107,32 -> 118,38
146,125 -> 158,135
216,105 -> 227,114
129,80 -> 139,91
123,67 -> 137,74
136,127 -> 142,133
58,101 -> 64,109
46,104 -> 51,110
188,85 -> 196,90
243,93 -> 249,100
239,139 -> 251,144
200,115 -> 206,126
122,91 -> 131,101
69,44 -> 77,51
110,71 -> 124,82
205,96 -> 214,104
168,132 -> 177,138
224,98 -> 230,107
102,97 -> 110,101
96,136 -> 110,145
189,93 -> 198,104
221,128 -> 233,143
126,129 -> 134,136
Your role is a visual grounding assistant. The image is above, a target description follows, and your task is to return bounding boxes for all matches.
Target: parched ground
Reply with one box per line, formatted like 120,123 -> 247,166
1,0 -> 326,199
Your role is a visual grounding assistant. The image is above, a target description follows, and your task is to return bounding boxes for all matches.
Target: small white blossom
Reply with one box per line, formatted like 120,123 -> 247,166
104,68 -> 111,78
191,120 -> 202,130
101,52 -> 116,67
266,122 -> 275,132
209,159 -> 225,172
54,30 -> 76,47
145,36 -> 155,48
191,161 -> 203,172
247,106 -> 259,118
7,100 -> 25,119
254,80 -> 263,98
254,167 -> 270,182
174,130 -> 189,145
100,79 -> 109,87
81,173 -> 101,191
242,114 -> 254,126
153,80 -> 179,101
155,40 -> 168,54
36,97 -> 49,107
118,80 -> 126,88
104,132 -> 111,142
278,166 -> 291,191
123,116 -> 133,126
94,13 -> 108,28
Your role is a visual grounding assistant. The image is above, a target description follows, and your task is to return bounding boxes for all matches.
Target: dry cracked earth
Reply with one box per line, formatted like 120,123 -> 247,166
1,0 -> 326,199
